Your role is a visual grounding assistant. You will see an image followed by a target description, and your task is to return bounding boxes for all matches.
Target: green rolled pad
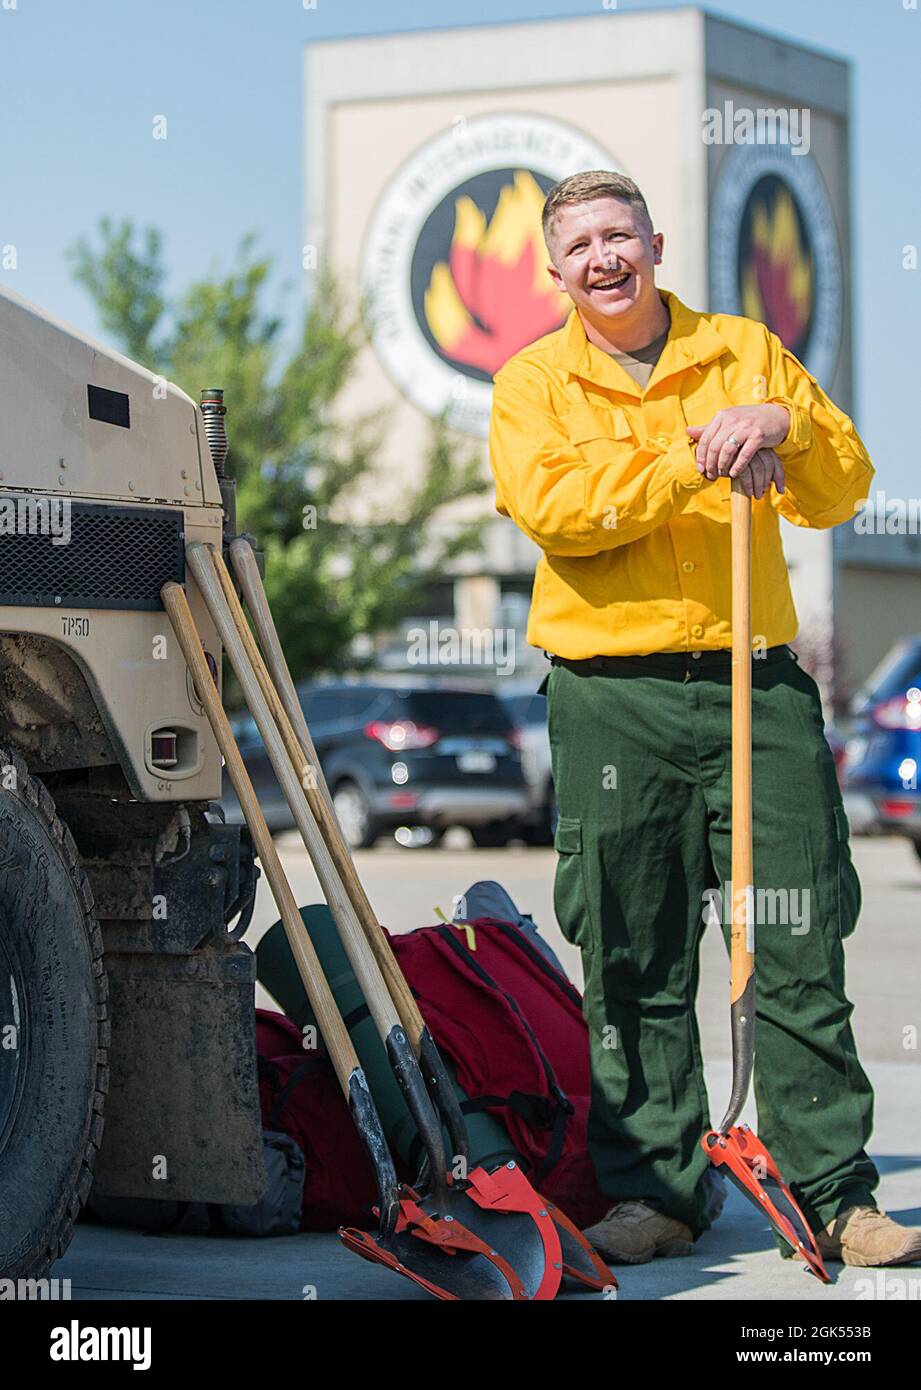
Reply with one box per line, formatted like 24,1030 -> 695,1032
255,904 -> 518,1174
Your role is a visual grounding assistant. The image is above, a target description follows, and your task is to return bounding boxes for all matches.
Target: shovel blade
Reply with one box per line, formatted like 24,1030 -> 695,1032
703,1124 -> 830,1283
339,1162 -> 566,1301
339,1222 -> 521,1300
543,1200 -> 618,1293
461,1161 -> 562,1300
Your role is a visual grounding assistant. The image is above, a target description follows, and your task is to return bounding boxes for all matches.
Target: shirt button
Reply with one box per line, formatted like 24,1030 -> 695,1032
682,561 -> 695,573
653,435 -> 669,448
691,624 -> 704,638
691,651 -> 702,660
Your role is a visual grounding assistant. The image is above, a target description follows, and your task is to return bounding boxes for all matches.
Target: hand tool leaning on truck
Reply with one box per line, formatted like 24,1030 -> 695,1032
488,169 -> 921,1269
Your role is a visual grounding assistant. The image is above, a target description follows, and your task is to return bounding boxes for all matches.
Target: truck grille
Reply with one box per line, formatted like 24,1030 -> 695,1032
0,500 -> 185,611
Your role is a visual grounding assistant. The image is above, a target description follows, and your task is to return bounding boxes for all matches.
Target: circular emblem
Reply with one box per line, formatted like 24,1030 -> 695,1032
709,144 -> 843,385
361,113 -> 620,437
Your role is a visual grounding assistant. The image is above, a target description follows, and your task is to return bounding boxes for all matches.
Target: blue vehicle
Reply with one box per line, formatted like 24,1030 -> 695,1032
842,635 -> 921,862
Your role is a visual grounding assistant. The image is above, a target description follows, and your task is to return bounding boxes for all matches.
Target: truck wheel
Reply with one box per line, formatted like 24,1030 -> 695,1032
0,749 -> 107,1281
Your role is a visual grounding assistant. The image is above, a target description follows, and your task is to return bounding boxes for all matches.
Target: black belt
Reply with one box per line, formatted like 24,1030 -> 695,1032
548,644 -> 796,677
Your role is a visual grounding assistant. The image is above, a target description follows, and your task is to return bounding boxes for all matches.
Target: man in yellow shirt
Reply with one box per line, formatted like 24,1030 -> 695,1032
489,169 -> 921,1269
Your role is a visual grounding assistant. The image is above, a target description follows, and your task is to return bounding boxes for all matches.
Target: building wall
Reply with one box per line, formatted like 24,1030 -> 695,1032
836,567 -> 921,700
703,13 -> 852,665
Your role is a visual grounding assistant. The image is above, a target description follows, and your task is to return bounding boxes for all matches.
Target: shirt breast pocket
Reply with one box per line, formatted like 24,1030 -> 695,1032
682,391 -> 731,431
563,403 -> 634,459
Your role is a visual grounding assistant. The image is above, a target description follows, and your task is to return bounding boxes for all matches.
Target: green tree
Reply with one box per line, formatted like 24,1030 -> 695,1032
68,218 -> 490,676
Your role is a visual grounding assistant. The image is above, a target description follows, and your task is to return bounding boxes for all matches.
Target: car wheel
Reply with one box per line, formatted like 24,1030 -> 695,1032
470,821 -> 514,849
332,780 -> 379,849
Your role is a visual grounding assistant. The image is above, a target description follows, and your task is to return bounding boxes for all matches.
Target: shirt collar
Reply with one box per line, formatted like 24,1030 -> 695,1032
550,287 -> 728,397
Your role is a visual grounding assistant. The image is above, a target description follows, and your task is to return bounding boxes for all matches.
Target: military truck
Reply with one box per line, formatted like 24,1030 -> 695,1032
0,283 -> 267,1280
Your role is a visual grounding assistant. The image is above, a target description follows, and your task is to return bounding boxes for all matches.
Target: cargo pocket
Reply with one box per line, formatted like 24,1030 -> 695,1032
834,804 -> 861,939
552,815 -> 595,956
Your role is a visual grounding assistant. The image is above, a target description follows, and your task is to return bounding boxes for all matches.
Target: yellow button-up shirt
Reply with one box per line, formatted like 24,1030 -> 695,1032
488,288 -> 874,658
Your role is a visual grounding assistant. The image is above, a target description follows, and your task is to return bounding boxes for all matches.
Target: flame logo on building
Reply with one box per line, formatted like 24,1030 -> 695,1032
739,176 -> 814,358
422,170 -> 570,378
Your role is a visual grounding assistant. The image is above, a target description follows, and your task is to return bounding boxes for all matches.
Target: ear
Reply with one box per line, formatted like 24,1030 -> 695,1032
545,262 -> 564,292
652,231 -> 665,265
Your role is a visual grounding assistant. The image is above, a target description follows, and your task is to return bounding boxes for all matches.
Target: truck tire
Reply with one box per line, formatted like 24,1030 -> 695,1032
0,748 -> 107,1281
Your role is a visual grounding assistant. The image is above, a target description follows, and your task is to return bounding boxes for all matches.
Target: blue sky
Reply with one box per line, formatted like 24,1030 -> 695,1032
1,0 -> 918,493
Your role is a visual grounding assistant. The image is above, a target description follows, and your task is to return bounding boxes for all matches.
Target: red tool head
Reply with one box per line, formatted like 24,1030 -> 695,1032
703,1124 -> 830,1283
341,1162 -> 564,1300
340,1161 -> 618,1300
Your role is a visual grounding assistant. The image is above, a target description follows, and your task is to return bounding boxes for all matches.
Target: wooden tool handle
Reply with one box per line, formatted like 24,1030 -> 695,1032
228,538 -> 338,818
730,482 -> 754,1003
161,581 -> 359,1099
228,536 -> 426,1047
717,481 -> 756,1133
186,544 -> 403,1047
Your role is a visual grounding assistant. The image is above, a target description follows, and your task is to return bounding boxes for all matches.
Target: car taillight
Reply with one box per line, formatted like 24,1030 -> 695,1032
880,797 -> 918,818
364,719 -> 439,751
871,692 -> 921,730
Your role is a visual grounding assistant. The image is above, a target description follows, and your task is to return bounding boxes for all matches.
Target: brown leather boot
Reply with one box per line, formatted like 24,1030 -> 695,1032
816,1207 -> 921,1267
582,1201 -> 694,1265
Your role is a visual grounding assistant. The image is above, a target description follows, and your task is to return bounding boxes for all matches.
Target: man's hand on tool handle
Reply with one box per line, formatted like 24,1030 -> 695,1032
686,404 -> 790,500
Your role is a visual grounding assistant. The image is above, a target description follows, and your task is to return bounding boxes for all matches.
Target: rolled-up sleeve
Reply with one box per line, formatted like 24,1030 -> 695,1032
488,363 -> 707,557
765,330 -> 874,529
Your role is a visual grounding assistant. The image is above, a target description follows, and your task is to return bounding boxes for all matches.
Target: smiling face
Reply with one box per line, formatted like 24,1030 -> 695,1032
545,196 -> 664,334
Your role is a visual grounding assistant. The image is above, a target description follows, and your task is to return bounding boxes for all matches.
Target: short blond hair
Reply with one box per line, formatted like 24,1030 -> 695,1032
542,171 -> 654,260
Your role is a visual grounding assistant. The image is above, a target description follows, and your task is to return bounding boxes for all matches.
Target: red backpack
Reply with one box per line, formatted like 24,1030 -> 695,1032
255,1010 -> 383,1231
390,920 -> 608,1230
255,918 -> 609,1232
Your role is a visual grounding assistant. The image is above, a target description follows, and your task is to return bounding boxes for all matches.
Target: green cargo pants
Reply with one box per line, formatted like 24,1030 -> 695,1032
545,644 -> 878,1242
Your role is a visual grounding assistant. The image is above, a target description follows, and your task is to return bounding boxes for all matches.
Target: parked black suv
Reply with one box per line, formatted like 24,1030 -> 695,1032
222,678 -> 529,847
